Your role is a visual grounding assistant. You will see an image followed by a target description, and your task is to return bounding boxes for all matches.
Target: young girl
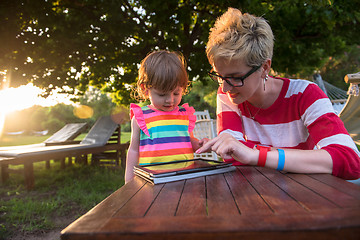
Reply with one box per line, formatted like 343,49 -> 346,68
125,50 -> 200,183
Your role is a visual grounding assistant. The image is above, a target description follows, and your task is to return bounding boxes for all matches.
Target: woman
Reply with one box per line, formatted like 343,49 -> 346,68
196,8 -> 360,179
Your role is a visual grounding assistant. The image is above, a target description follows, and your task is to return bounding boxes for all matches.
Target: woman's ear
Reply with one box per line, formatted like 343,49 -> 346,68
261,59 -> 272,78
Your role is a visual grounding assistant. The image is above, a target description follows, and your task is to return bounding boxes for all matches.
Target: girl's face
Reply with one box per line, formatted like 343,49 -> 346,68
147,86 -> 183,111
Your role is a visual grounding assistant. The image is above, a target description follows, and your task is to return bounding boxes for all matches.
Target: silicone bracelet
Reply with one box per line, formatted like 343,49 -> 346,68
256,145 -> 271,167
276,149 -> 285,171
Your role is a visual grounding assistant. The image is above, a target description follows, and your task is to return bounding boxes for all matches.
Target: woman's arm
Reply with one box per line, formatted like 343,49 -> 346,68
125,117 -> 140,183
196,132 -> 333,174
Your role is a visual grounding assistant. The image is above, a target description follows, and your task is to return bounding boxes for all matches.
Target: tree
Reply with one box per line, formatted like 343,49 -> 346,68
77,87 -> 116,124
30,106 -> 49,131
183,78 -> 218,118
1,0 -> 359,104
3,106 -> 45,133
319,45 -> 360,89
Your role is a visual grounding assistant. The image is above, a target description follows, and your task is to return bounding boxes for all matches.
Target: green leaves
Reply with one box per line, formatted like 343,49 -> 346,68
1,0 -> 359,104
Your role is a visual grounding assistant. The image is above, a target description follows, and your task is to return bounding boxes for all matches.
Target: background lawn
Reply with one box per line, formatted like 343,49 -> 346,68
0,132 -> 130,240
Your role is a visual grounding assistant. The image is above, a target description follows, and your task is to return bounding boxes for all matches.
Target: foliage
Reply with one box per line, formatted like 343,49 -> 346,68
3,104 -> 73,133
42,117 -> 65,133
78,87 -> 117,125
1,0 -> 359,105
319,45 -> 360,90
29,106 -> 49,131
3,105 -> 47,133
183,78 -> 218,118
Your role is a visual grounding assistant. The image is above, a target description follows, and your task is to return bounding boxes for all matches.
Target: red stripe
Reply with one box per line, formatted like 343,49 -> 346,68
325,144 -> 360,179
217,111 -> 243,134
308,113 -> 349,144
299,83 -> 328,115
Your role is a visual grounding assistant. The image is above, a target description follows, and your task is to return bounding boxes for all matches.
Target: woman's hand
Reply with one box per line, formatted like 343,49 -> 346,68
196,133 -> 257,165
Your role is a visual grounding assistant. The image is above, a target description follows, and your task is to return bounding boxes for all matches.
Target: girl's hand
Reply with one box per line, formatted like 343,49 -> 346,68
191,137 -> 210,151
198,138 -> 210,148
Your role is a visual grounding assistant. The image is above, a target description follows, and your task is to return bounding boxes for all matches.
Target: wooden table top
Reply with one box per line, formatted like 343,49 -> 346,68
61,166 -> 360,240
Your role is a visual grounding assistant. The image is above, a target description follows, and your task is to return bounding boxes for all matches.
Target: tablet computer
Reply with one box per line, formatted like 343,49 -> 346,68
134,159 -> 236,184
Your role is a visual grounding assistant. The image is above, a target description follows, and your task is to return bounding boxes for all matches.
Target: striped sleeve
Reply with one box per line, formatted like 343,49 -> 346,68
296,82 -> 360,179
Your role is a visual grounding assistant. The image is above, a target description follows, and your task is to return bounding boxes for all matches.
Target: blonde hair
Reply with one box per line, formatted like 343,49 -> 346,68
206,8 -> 274,67
135,50 -> 189,101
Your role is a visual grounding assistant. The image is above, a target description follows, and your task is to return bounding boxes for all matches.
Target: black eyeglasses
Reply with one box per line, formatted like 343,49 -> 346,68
208,65 -> 261,87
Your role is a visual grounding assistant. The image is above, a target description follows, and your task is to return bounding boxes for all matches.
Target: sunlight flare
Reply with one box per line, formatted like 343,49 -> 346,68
0,84 -> 42,115
0,83 -> 74,136
0,83 -> 73,115
73,105 -> 94,119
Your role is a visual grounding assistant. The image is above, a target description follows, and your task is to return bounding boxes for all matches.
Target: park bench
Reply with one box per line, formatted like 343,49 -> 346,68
0,116 -> 129,189
1,122 -> 87,186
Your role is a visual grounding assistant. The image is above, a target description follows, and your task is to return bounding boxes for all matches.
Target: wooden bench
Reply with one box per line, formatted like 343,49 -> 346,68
0,117 -> 128,189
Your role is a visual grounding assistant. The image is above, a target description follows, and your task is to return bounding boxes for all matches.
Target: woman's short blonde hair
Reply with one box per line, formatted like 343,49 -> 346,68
135,50 -> 189,101
206,8 -> 274,67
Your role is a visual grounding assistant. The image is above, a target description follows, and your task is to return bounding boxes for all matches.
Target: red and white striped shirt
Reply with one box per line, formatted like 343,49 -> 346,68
217,77 -> 360,179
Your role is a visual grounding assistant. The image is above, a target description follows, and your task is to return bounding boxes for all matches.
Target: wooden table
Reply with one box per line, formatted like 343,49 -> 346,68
61,166 -> 360,240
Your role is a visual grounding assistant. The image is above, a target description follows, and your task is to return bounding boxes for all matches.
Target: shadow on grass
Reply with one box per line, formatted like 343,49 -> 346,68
0,160 -> 125,239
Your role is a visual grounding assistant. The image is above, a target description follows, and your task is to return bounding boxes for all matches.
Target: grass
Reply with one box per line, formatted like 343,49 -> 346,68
0,133 -> 130,239
0,135 -> 50,146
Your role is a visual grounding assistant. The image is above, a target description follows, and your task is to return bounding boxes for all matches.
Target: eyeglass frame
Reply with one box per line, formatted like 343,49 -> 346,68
208,65 -> 262,87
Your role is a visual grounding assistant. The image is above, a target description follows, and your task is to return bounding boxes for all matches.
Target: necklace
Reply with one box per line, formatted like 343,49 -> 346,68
245,76 -> 273,119
245,101 -> 264,120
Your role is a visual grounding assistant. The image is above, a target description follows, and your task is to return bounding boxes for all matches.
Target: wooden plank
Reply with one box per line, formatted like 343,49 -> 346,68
239,167 -> 306,214
113,181 -> 164,218
286,173 -> 360,208
24,162 -> 34,190
176,177 -> 207,216
44,122 -> 87,144
224,168 -> 273,215
308,174 -> 360,199
1,163 -> 9,183
62,227 -> 359,240
0,143 -> 127,166
46,160 -> 50,169
145,180 -> 185,217
258,168 -> 338,211
61,177 -> 146,235
87,209 -> 360,240
60,158 -> 66,169
206,173 -> 240,216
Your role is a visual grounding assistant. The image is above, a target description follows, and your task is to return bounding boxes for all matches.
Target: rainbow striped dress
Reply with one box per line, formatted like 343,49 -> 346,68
130,103 -> 196,167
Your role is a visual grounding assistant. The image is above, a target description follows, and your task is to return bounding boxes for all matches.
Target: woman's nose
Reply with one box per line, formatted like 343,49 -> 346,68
221,80 -> 233,93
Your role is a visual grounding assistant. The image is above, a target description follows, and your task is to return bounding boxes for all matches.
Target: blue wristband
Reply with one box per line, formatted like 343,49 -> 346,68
276,149 -> 285,171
